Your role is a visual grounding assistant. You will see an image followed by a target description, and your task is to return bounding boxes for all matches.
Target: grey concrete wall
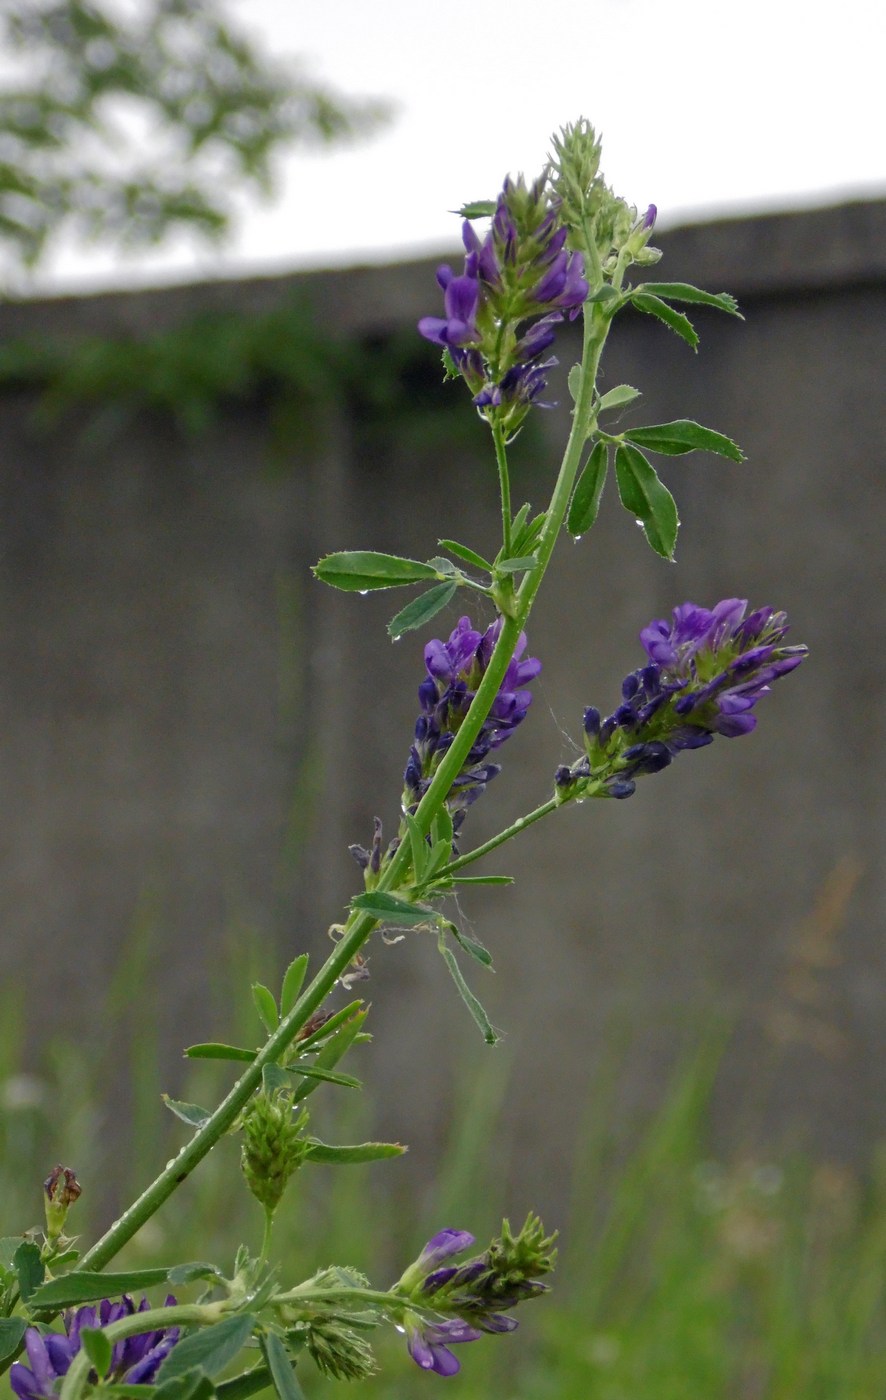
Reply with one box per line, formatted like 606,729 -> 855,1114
1,200 -> 884,1226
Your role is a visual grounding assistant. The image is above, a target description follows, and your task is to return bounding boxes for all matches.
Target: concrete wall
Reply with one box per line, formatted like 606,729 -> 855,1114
1,200 -> 884,1224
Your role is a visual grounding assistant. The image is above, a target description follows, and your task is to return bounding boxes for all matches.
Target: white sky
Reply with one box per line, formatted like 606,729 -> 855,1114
29,0 -> 886,294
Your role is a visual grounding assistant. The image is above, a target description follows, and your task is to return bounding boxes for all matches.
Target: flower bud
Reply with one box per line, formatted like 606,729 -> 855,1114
240,1093 -> 307,1214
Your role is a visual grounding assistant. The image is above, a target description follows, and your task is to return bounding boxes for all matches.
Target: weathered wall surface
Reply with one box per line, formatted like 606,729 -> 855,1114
1,201 -> 884,1224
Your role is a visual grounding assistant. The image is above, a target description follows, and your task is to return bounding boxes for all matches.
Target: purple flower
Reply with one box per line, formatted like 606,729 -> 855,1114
405,1317 -> 483,1376
397,1214 -> 555,1377
403,616 -> 540,840
419,174 -> 588,436
556,600 -> 807,799
10,1296 -> 179,1399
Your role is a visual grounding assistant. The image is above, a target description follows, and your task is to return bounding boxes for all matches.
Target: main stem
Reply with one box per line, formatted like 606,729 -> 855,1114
72,300 -> 612,1279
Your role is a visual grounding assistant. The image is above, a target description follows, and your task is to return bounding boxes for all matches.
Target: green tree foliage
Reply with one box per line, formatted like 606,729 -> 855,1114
0,0 -> 388,271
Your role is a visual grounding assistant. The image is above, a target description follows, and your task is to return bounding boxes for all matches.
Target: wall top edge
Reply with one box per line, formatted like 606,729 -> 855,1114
1,198 -> 884,343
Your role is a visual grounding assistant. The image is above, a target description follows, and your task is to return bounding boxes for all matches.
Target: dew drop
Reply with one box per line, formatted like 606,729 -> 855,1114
391,634 -> 402,643
573,535 -> 583,544
358,589 -> 369,596
514,817 -> 525,829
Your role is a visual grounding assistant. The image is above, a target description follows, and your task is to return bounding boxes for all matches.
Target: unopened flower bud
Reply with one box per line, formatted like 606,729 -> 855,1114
240,1093 -> 307,1214
304,1319 -> 376,1381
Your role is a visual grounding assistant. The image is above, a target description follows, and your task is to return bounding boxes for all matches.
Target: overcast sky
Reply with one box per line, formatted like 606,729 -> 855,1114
33,0 -> 886,294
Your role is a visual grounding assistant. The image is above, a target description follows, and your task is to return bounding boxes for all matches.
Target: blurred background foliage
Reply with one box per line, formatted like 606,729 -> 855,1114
0,0 -> 388,277
2,931 -> 883,1399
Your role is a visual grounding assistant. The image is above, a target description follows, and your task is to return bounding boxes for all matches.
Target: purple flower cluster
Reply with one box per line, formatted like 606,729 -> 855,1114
403,616 -> 540,841
419,174 -> 588,435
555,599 -> 807,800
11,1295 -> 179,1399
399,1227 -> 549,1377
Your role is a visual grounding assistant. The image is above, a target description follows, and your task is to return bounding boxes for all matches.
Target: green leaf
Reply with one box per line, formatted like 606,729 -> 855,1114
457,200 -> 497,219
304,1139 -> 406,1164
291,1010 -> 368,1105
29,1268 -> 172,1309
153,1366 -> 218,1400
437,934 -> 500,1045
13,1242 -> 43,1303
495,555 -> 537,574
167,1262 -> 223,1286
451,926 -> 494,968
156,1314 -> 257,1383
251,982 -> 279,1033
631,293 -> 699,350
430,805 -> 454,854
449,875 -> 515,886
260,1331 -> 306,1400
567,441 -> 609,537
184,1042 -> 256,1063
510,509 -> 546,557
81,1326 -> 112,1378
438,539 -> 493,573
0,1317 -> 26,1364
636,281 -> 742,317
403,812 -> 429,883
387,581 -> 457,638
614,444 -> 680,561
163,1095 -> 211,1129
425,838 -> 452,879
350,891 -> 437,927
623,419 -> 744,462
597,384 -> 641,413
280,954 -> 309,1017
312,552 -> 440,592
567,363 -> 582,404
288,1064 -> 361,1090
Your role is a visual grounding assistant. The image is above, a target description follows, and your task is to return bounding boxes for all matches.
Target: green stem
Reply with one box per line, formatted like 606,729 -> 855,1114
70,283 -> 616,1281
492,420 -> 512,557
59,1303 -> 227,1400
260,1208 -> 274,1267
443,797 -> 559,876
275,1285 -> 401,1310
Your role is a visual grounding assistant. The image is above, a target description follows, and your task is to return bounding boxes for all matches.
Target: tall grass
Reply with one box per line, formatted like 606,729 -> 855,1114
1,936 -> 882,1399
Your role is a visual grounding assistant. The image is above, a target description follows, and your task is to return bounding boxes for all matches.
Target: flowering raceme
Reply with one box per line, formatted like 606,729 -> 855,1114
419,174 -> 588,435
403,616 -> 541,840
10,1296 -> 180,1399
394,1217 -> 556,1377
555,599 -> 807,800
